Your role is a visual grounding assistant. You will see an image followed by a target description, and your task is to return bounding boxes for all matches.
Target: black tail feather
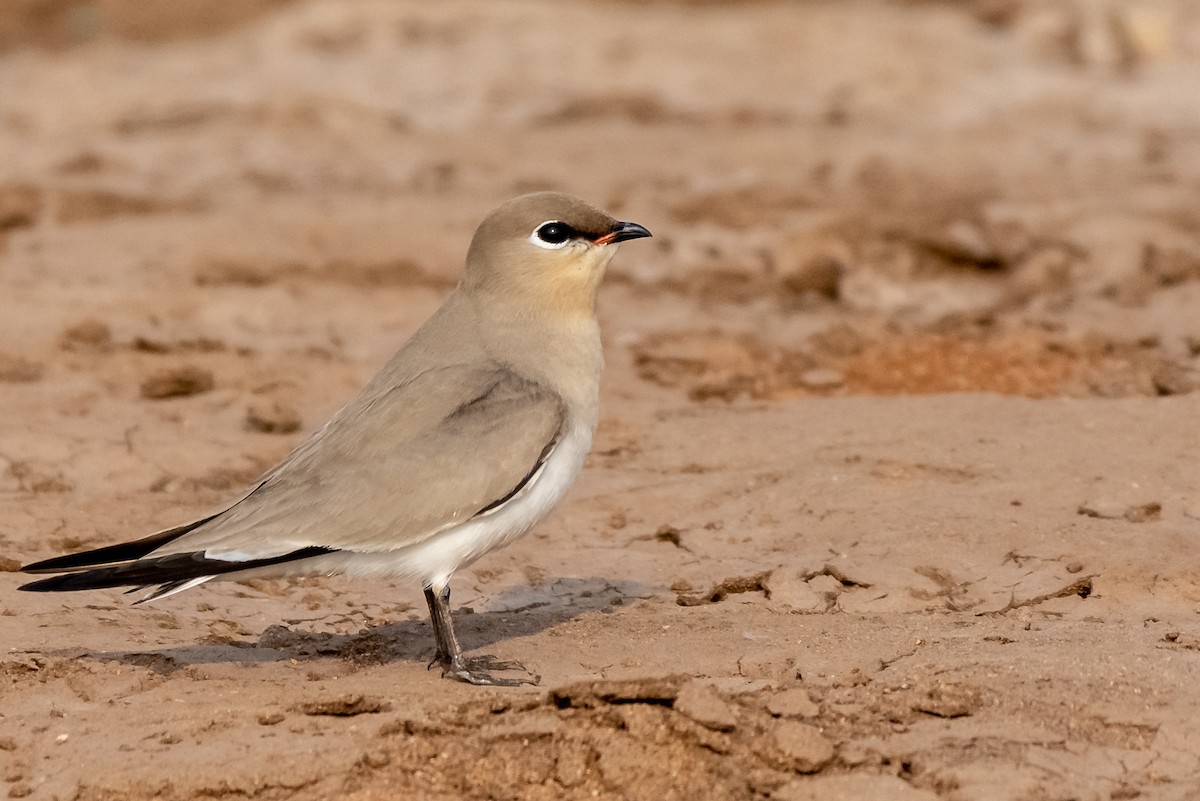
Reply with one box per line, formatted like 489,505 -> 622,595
18,546 -> 334,593
19,513 -> 223,575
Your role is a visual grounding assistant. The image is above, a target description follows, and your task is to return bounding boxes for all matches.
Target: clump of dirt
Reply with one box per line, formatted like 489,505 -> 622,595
675,573 -> 771,606
362,678 -> 849,801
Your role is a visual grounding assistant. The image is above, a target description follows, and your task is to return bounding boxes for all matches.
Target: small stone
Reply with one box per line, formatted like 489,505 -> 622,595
768,720 -> 834,773
0,736 -> 16,751
673,680 -> 738,732
257,710 -> 285,726
8,783 -> 33,799
245,401 -> 302,434
1065,561 -> 1084,574
766,688 -> 820,719
0,556 -> 21,572
140,366 -> 215,399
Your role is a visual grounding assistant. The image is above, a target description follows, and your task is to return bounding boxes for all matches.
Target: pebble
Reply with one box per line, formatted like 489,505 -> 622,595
769,720 -> 834,773
673,680 -> 737,732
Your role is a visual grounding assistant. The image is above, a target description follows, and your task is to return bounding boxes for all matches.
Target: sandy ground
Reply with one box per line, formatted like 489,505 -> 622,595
3,1 -> 1200,799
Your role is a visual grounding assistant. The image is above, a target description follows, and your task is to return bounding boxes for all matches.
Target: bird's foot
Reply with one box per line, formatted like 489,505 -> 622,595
443,654 -> 539,686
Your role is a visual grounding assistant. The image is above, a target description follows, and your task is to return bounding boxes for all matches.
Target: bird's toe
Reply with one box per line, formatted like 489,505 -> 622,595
443,654 -> 539,686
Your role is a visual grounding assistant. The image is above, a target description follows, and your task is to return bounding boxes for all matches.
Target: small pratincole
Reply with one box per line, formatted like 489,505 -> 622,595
19,192 -> 652,686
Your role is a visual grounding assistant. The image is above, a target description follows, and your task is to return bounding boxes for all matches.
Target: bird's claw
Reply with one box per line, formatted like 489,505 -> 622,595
440,653 -> 539,686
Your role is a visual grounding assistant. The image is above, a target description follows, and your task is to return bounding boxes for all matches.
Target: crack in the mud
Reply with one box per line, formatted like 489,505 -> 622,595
979,575 -> 1095,616
676,572 -> 772,606
802,564 -> 873,589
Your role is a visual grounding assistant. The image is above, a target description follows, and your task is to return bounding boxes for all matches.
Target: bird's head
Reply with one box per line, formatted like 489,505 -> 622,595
464,192 -> 652,318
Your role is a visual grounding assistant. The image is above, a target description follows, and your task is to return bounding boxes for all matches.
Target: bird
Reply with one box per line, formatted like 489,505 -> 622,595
18,191 -> 652,686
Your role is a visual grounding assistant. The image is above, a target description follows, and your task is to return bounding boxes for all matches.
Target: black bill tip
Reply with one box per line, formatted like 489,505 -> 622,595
595,220 -> 652,245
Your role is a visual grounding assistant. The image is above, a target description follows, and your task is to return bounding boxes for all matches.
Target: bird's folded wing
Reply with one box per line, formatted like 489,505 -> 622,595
150,362 -> 566,560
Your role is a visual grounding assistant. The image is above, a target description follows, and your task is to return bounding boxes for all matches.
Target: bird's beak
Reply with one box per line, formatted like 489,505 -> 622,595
594,220 -> 653,245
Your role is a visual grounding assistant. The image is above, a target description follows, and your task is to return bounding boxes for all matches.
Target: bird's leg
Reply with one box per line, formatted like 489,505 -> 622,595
424,586 -> 456,666
423,584 -> 539,686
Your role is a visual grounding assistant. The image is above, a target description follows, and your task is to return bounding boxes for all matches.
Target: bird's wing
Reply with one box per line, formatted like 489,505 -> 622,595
150,361 -> 566,559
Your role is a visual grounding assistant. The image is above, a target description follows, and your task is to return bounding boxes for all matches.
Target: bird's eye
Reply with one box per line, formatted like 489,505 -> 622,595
531,221 -> 574,249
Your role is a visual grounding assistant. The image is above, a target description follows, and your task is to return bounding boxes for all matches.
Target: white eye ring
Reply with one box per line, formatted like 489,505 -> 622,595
530,220 -> 573,250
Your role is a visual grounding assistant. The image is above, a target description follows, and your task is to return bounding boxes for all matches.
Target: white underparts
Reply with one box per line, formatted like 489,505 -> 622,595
187,421 -> 594,594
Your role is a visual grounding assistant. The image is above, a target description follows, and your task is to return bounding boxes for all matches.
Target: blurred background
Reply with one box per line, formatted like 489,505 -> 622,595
3,4 -> 1200,798
2,0 -> 1199,421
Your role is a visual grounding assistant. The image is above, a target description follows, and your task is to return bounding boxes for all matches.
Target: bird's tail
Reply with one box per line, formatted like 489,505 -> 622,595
18,514 -> 332,602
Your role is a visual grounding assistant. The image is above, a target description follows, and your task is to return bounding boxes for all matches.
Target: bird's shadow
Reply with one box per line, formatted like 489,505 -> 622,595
78,576 -> 652,674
